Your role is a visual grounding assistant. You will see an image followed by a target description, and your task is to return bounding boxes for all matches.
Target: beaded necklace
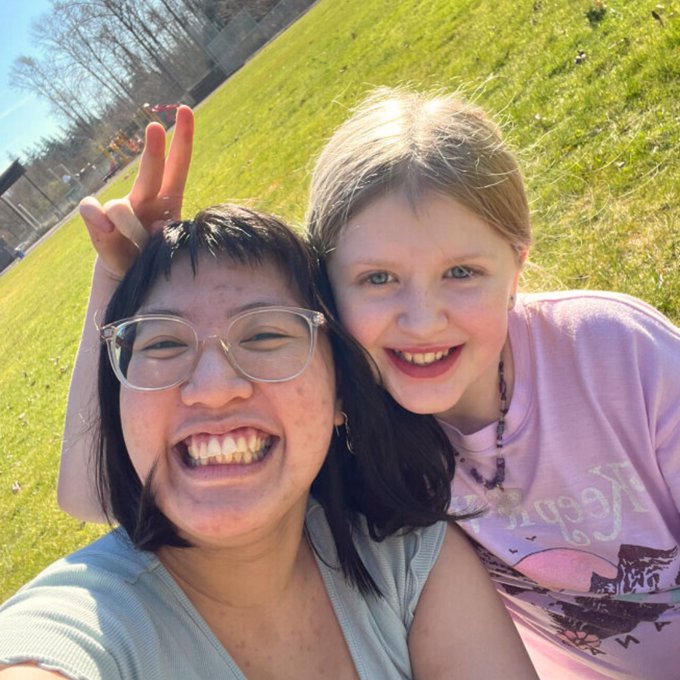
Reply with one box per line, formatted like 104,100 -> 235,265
470,359 -> 508,490
456,359 -> 523,513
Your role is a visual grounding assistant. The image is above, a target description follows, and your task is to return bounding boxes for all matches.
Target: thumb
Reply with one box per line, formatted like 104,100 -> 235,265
80,196 -> 114,235
103,198 -> 150,250
79,196 -> 138,279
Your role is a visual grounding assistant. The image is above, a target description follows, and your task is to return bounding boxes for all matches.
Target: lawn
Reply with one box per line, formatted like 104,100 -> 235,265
0,0 -> 678,600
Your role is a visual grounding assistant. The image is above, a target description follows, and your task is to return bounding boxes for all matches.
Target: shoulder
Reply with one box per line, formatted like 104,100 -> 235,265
0,530 -> 163,676
6,529 -> 155,596
512,291 -> 680,436
516,290 -> 679,344
517,289 -> 678,327
306,499 -> 446,607
0,529 -> 160,629
307,499 -> 446,575
409,525 -> 539,679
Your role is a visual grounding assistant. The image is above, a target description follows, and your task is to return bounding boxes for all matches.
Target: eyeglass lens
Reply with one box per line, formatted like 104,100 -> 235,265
109,310 -> 315,389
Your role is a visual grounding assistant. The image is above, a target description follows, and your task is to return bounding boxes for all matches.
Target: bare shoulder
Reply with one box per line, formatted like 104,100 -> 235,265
409,524 -> 538,679
419,523 -> 501,604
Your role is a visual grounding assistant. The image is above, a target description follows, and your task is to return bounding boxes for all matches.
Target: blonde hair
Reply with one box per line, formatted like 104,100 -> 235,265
306,87 -> 531,257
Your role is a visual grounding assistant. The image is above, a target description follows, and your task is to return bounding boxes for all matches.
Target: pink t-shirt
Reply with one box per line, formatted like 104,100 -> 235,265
441,291 -> 680,680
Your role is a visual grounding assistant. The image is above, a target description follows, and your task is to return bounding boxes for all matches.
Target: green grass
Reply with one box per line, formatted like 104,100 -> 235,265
1,0 -> 679,600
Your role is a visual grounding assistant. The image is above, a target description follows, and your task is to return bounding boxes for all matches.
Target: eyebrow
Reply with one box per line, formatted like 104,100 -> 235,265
138,300 -> 293,317
346,252 -> 492,267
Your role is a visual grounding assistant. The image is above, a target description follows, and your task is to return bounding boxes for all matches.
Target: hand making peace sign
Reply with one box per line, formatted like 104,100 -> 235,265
79,105 -> 194,279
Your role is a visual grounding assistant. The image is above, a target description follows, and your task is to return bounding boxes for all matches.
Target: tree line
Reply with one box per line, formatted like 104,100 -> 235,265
1,0 -> 283,254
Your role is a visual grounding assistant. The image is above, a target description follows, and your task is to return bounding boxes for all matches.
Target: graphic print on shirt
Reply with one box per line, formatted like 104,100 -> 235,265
474,541 -> 680,658
453,461 -> 653,550
451,442 -> 680,670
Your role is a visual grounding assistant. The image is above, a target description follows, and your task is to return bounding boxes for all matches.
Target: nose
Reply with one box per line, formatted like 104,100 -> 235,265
396,286 -> 449,338
180,338 -> 253,407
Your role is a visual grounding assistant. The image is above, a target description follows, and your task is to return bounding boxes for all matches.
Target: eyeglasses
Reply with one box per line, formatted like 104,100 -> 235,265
100,306 -> 326,391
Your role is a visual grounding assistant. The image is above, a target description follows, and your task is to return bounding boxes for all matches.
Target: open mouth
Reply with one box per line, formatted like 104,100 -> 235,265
182,430 -> 273,468
393,348 -> 453,366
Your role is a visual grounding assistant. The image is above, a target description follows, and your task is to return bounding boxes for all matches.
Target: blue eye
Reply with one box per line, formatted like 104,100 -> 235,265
446,266 -> 475,280
365,272 -> 393,285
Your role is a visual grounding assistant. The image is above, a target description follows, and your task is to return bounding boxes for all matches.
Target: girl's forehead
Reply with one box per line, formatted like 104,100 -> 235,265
341,192 -> 476,237
332,192 -> 518,264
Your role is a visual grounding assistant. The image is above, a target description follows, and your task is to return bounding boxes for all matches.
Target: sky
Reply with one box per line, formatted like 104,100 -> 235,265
0,0 -> 62,170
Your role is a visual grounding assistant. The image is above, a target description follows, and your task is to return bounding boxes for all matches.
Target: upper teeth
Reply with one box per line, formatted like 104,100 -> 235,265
187,433 -> 270,466
397,349 -> 451,366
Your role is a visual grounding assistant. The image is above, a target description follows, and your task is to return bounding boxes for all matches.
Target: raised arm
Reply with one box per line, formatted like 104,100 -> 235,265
57,107 -> 195,521
409,524 -> 538,680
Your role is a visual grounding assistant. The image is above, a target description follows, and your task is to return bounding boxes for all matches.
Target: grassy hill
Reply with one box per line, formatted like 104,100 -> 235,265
0,0 -> 678,600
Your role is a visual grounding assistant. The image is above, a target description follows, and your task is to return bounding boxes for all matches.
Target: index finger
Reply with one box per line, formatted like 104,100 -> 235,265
159,105 -> 194,199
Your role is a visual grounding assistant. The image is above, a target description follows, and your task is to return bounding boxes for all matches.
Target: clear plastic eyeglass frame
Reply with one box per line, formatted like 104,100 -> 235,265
100,305 -> 326,391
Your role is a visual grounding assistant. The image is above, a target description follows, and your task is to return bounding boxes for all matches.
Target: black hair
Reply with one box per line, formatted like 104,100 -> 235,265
97,204 -> 466,596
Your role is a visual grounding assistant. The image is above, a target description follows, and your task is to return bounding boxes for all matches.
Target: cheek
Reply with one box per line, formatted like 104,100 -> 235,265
334,294 -> 385,351
463,302 -> 511,354
294,382 -> 334,438
120,391 -> 162,480
445,283 -> 510,321
280,380 -> 335,480
327,263 -> 381,347
289,351 -> 338,453
458,298 -> 507,332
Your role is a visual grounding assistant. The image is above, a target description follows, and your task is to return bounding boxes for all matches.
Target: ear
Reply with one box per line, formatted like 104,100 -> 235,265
511,248 -> 529,295
334,398 -> 345,427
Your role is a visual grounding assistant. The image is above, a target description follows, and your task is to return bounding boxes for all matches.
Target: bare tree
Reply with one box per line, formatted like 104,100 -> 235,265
35,2 -> 138,107
10,56 -> 98,135
148,0 -> 217,66
94,0 -> 189,94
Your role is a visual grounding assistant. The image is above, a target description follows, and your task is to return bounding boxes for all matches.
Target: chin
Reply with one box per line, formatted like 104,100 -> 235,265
390,392 -> 453,416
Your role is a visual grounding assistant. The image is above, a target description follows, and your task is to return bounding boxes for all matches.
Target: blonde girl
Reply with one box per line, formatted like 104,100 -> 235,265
306,88 -> 680,680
